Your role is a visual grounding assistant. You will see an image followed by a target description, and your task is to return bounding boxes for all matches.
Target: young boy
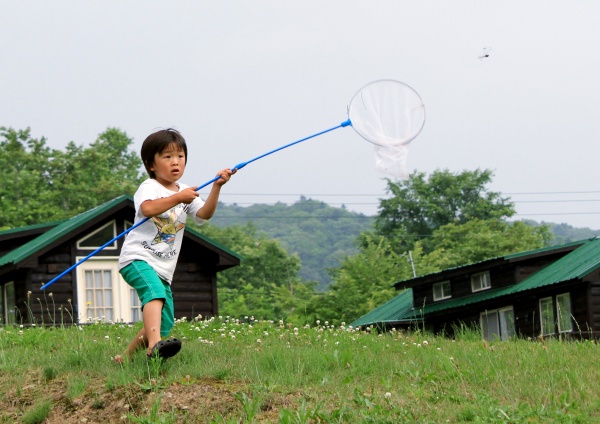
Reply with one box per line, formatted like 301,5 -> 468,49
114,128 -> 235,363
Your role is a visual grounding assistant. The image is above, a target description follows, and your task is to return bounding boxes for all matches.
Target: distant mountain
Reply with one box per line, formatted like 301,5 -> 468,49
521,219 -> 600,245
211,200 -> 600,291
210,197 -> 375,291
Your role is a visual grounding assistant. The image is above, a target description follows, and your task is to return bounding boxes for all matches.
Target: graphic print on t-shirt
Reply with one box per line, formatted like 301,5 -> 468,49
151,209 -> 185,250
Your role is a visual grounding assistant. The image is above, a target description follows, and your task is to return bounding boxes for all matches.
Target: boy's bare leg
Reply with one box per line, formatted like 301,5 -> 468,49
113,299 -> 164,363
142,299 -> 164,355
114,328 -> 147,363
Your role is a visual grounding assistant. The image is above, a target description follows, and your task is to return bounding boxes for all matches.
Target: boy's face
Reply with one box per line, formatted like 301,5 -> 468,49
150,144 -> 187,189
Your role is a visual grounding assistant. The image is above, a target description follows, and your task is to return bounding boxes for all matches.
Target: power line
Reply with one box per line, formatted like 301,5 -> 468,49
220,190 -> 600,196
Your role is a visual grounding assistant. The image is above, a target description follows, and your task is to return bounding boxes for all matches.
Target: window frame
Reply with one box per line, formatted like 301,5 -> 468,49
480,306 -> 515,341
433,281 -> 452,301
2,282 -> 16,325
76,220 -> 118,251
471,271 -> 491,293
539,296 -> 555,336
556,293 -> 573,334
75,257 -> 141,324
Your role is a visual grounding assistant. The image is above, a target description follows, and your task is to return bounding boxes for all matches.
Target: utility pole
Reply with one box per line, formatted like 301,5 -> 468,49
401,251 -> 417,278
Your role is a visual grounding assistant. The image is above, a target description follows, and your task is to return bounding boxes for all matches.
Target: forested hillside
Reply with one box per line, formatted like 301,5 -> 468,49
210,197 -> 374,290
523,220 -> 600,245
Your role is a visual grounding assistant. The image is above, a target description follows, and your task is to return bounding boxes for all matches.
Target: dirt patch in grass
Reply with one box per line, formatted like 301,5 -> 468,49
3,376 -> 303,423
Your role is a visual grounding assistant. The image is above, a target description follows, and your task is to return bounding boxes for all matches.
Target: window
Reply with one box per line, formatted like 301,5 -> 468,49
539,294 -> 573,336
4,282 -> 16,325
84,269 -> 114,322
130,288 -> 142,322
480,307 -> 515,341
77,221 -> 117,250
76,258 -> 141,323
539,297 -> 555,336
433,281 -> 451,301
556,293 -> 573,333
471,271 -> 491,292
0,285 -> 3,324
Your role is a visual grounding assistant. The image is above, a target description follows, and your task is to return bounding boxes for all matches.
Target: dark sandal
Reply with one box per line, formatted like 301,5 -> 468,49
147,338 -> 182,359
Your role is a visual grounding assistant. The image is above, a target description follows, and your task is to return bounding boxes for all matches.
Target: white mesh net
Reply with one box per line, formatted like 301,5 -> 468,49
347,79 -> 425,179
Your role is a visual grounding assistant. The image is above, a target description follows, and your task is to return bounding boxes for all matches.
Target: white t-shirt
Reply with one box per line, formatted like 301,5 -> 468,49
118,178 -> 206,283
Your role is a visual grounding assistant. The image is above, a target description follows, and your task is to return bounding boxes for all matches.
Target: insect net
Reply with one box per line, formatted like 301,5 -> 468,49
347,79 -> 425,179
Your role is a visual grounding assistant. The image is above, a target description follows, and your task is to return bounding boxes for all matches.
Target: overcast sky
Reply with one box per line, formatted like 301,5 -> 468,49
3,1 -> 600,230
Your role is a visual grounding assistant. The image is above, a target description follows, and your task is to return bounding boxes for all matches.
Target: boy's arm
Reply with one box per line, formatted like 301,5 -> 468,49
196,184 -> 223,220
140,189 -> 199,218
196,168 -> 235,220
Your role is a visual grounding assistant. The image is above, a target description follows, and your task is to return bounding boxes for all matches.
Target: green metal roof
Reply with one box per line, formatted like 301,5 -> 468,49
0,220 -> 64,237
350,289 -> 417,328
0,196 -> 131,269
509,237 -> 600,293
184,225 -> 242,260
355,238 -> 600,325
504,238 -> 588,260
0,195 -> 242,269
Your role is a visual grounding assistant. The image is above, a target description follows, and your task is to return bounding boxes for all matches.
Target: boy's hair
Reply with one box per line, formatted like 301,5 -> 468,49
141,128 -> 188,179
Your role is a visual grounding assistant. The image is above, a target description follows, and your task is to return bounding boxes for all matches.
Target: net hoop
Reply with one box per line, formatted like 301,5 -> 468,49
347,79 -> 425,178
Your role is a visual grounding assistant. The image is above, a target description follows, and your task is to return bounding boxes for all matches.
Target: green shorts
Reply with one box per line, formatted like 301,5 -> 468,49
119,260 -> 175,337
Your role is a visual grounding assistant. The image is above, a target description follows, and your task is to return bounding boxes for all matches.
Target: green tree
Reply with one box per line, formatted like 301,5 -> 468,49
307,235 -> 426,324
318,169 -> 553,325
0,126 -> 144,228
196,222 -> 318,322
51,127 -> 144,215
375,169 -> 514,252
418,219 -> 553,271
0,127 -> 62,227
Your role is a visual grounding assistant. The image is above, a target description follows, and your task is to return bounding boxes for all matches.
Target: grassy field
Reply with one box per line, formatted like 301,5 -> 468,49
1,315 -> 599,423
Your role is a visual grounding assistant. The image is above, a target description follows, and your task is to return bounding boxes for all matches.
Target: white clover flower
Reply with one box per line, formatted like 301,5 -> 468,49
316,320 -> 320,325
384,392 -> 392,399
104,335 -> 109,340
423,340 -> 429,346
257,339 -> 262,344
